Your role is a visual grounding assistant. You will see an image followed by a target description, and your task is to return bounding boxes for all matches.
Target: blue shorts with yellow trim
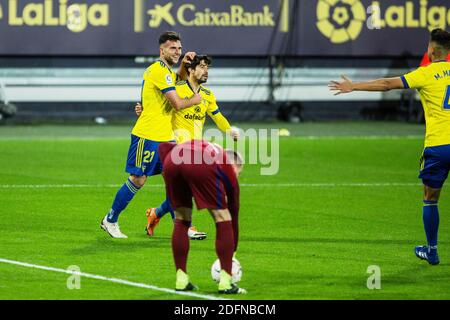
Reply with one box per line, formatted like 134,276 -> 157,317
419,144 -> 450,188
125,134 -> 172,177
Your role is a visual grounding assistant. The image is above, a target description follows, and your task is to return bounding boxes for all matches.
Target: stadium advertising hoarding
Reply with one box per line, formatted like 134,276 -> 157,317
0,0 -> 449,56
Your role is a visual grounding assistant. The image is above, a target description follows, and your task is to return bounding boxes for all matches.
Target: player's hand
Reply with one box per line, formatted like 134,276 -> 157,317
191,93 -> 202,105
328,75 -> 354,95
229,127 -> 240,141
183,52 -> 196,64
135,102 -> 143,117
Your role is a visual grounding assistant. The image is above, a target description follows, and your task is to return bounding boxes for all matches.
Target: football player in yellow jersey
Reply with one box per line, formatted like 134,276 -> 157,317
172,55 -> 239,144
329,28 -> 450,265
140,55 -> 240,239
101,31 -> 202,239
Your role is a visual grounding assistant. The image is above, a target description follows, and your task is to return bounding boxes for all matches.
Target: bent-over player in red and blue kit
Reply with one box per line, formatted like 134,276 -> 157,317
158,140 -> 246,294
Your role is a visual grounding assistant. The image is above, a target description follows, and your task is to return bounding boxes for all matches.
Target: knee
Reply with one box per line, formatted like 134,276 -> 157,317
424,188 -> 440,202
211,209 -> 232,222
424,194 -> 439,202
130,175 -> 147,188
175,208 -> 192,221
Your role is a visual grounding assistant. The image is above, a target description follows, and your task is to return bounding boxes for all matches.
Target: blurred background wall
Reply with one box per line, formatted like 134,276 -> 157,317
1,0 -> 448,124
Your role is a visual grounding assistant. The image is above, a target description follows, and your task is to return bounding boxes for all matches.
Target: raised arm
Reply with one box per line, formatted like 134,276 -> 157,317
164,90 -> 202,111
329,75 -> 406,95
177,52 -> 196,81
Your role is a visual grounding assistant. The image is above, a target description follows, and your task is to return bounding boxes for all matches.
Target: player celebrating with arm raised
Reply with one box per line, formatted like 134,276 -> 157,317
100,31 -> 201,238
137,55 -> 240,239
329,28 -> 450,265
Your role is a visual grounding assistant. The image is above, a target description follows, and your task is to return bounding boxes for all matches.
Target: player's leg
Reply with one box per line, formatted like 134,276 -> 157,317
146,196 -> 177,236
415,146 -> 449,265
161,159 -> 197,290
209,209 -> 246,294
415,184 -> 441,264
172,207 -> 197,291
186,163 -> 245,294
144,166 -> 207,239
423,186 -> 441,245
104,174 -> 146,223
101,135 -> 148,238
147,199 -> 207,239
145,165 -> 207,240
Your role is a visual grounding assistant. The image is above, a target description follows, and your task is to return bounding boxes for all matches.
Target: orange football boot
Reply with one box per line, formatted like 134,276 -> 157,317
145,208 -> 160,236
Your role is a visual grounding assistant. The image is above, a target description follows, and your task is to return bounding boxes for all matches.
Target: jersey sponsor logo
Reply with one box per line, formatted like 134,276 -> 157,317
134,0 -> 289,32
184,113 -> 205,121
194,106 -> 201,113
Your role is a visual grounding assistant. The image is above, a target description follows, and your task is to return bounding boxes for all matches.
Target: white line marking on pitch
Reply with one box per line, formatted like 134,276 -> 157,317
0,135 -> 424,141
0,258 -> 229,300
0,182 -> 422,189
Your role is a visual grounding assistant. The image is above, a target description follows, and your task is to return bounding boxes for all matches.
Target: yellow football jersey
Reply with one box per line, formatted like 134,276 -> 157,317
172,81 -> 231,144
131,60 -> 177,141
402,61 -> 450,147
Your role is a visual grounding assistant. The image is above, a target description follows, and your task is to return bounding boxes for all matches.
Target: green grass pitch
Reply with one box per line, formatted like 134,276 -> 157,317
1,122 -> 450,300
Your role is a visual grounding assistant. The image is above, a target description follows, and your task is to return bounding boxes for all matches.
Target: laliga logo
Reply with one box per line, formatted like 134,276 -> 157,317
317,0 -> 366,44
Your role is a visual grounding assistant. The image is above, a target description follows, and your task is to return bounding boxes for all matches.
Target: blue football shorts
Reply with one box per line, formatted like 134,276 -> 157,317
419,144 -> 450,189
125,134 -> 173,177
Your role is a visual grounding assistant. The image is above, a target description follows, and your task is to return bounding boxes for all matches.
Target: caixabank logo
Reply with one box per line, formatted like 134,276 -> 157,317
316,0 -> 366,44
133,0 -> 290,33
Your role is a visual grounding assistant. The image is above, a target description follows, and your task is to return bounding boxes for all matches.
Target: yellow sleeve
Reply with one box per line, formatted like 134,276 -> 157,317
210,112 -> 232,133
147,63 -> 176,93
401,67 -> 427,89
207,93 -> 231,133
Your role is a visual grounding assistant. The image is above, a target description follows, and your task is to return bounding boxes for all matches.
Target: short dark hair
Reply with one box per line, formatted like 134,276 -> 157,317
430,28 -> 450,51
159,31 -> 181,45
184,55 -> 212,73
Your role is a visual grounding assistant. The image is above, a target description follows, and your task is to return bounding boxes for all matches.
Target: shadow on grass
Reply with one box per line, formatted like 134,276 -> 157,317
240,236 -> 450,246
67,235 -> 171,255
68,234 -> 216,255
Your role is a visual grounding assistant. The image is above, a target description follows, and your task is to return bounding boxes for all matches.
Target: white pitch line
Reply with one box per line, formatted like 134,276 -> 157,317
0,135 -> 424,142
0,258 -> 229,300
0,182 -> 422,189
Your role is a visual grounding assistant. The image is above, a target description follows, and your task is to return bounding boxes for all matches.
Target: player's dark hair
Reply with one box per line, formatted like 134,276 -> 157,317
159,31 -> 181,45
184,55 -> 212,73
430,28 -> 450,51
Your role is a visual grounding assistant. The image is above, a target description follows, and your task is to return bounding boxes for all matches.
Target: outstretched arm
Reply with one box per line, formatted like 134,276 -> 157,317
210,111 -> 240,141
329,75 -> 406,95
